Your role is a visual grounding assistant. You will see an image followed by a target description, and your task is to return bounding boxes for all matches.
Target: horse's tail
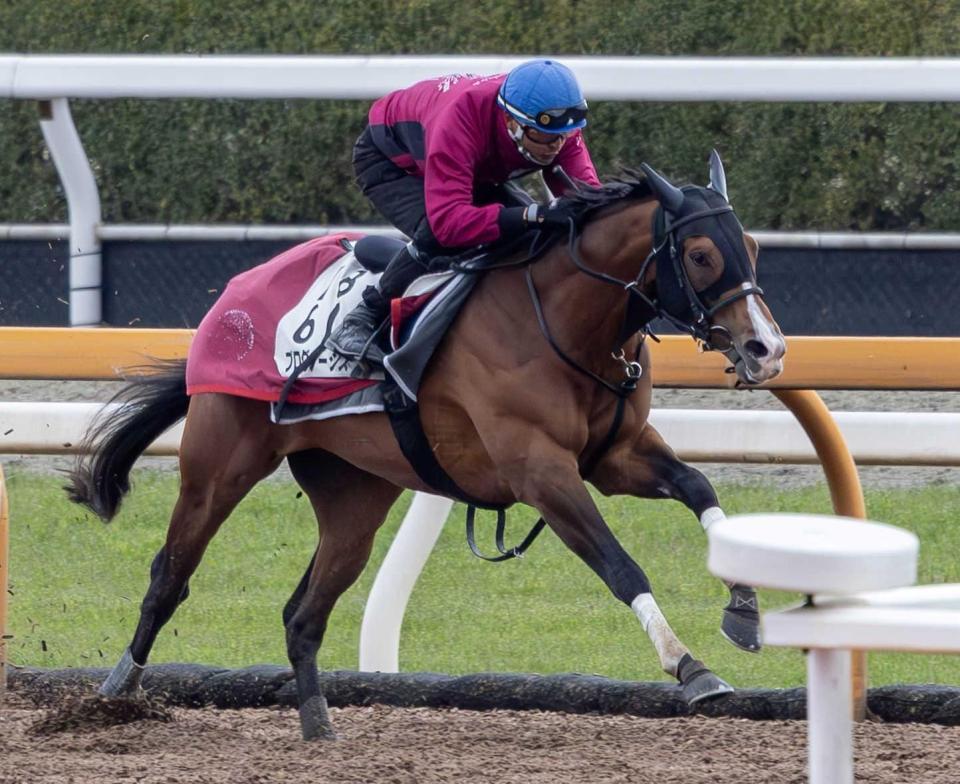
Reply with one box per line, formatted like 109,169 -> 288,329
66,359 -> 189,522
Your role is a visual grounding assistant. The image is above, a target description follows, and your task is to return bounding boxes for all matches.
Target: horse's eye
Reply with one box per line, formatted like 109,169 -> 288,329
689,251 -> 710,267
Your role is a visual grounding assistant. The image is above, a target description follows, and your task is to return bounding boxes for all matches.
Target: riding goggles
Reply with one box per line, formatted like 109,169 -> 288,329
532,101 -> 589,131
499,94 -> 589,133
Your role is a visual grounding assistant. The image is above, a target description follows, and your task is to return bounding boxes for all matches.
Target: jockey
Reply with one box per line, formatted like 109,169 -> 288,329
326,58 -> 601,365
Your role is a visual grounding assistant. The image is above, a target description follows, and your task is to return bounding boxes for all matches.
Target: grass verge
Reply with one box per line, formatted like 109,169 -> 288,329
6,470 -> 960,688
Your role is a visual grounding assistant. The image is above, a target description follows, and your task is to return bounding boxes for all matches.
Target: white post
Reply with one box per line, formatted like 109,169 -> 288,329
38,98 -> 103,326
807,648 -> 854,784
359,493 -> 453,672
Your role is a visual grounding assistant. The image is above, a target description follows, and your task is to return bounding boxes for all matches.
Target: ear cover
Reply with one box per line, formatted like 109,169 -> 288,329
707,149 -> 728,200
640,163 -> 685,213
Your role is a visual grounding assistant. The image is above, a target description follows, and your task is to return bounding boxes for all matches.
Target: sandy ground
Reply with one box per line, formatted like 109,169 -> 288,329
2,379 -> 957,489
3,690 -> 960,784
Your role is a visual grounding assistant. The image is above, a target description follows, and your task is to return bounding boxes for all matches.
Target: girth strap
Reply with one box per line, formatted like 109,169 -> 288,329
382,381 -> 504,511
382,380 -> 545,559
383,369 -> 636,563
465,386 -> 633,562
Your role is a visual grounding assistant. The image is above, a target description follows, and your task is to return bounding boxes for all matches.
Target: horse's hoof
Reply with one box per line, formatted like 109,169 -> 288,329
721,584 -> 762,652
677,653 -> 734,706
302,725 -> 338,742
99,647 -> 145,698
299,695 -> 337,741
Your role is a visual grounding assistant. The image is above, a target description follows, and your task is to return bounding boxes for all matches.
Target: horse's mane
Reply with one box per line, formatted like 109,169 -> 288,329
562,168 -> 654,219
443,169 -> 655,270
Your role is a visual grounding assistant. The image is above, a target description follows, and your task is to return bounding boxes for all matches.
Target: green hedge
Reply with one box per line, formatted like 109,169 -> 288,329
3,0 -> 960,229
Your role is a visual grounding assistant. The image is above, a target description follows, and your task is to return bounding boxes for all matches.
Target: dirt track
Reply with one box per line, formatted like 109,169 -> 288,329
4,691 -> 960,784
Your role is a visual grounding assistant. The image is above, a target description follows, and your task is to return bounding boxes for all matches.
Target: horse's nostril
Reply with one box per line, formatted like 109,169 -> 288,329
744,339 -> 768,359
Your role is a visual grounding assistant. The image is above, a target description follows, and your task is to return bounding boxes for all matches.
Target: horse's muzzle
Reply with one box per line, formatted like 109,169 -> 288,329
727,334 -> 786,385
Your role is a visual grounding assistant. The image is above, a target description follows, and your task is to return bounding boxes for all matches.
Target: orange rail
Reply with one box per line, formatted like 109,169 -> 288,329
1,329 -> 957,389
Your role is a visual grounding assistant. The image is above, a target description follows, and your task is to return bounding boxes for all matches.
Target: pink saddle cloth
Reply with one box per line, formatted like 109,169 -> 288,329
186,233 -> 378,405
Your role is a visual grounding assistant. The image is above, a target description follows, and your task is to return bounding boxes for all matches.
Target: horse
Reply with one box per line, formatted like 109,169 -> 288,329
67,151 -> 786,741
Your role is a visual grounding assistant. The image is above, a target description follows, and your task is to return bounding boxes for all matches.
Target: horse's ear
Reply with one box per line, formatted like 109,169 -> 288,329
640,163 -> 684,213
707,149 -> 728,200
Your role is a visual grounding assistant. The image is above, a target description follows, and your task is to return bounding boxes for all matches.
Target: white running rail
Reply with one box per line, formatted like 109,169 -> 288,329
2,402 -> 958,466
9,54 -> 960,322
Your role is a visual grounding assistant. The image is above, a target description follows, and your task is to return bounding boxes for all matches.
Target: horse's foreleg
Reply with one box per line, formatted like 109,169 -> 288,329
101,397 -> 282,697
501,435 -> 731,706
284,451 -> 401,740
590,425 -> 761,653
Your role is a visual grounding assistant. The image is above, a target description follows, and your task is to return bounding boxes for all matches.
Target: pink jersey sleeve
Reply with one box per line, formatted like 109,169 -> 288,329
544,133 -> 601,195
423,105 -> 504,248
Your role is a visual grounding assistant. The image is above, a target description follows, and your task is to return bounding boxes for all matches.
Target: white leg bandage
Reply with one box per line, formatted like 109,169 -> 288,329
631,592 -> 687,676
699,506 -> 726,532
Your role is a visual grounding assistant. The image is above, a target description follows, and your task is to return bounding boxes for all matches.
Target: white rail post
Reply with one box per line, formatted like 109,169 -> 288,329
359,493 -> 453,672
38,98 -> 103,326
807,648 -> 854,784
708,514 -> 920,784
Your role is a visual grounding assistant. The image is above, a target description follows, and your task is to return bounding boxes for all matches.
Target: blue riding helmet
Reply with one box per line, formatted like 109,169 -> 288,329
497,59 -> 588,135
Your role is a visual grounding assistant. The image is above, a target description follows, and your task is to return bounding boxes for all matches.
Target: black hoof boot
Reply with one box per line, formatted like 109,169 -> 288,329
721,584 -> 762,653
326,300 -> 386,366
677,653 -> 734,706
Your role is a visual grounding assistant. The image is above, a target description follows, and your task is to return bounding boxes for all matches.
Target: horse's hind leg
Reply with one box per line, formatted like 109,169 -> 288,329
101,396 -> 283,697
591,424 -> 761,653
284,449 -> 402,740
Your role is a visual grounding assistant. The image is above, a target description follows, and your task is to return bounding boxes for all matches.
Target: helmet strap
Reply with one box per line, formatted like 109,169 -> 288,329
506,116 -> 546,165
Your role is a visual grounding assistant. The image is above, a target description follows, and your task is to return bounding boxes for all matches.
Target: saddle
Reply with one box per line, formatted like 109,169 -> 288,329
352,234 -> 405,274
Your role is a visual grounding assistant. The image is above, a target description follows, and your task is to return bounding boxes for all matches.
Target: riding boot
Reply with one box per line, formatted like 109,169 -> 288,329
327,243 -> 426,367
325,287 -> 389,365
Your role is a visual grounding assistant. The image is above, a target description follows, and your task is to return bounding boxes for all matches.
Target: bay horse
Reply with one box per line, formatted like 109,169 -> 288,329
67,152 -> 786,740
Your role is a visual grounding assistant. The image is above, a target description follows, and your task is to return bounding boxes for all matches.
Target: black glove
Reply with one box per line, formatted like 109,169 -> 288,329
526,201 -> 578,230
497,201 -> 578,239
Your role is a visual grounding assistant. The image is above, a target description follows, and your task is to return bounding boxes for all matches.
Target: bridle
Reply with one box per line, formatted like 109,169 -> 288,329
632,197 -> 765,352
523,188 -> 765,400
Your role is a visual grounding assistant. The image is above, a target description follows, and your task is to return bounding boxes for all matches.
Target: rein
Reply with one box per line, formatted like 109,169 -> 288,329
465,219 -> 648,562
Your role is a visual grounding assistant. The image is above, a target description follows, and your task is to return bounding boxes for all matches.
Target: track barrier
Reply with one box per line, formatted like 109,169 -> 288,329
9,664 -> 960,724
3,328 -> 960,389
3,401 -> 959,464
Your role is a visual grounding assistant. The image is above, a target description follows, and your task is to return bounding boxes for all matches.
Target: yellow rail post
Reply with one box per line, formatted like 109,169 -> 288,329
0,465 -> 8,699
773,389 -> 868,721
